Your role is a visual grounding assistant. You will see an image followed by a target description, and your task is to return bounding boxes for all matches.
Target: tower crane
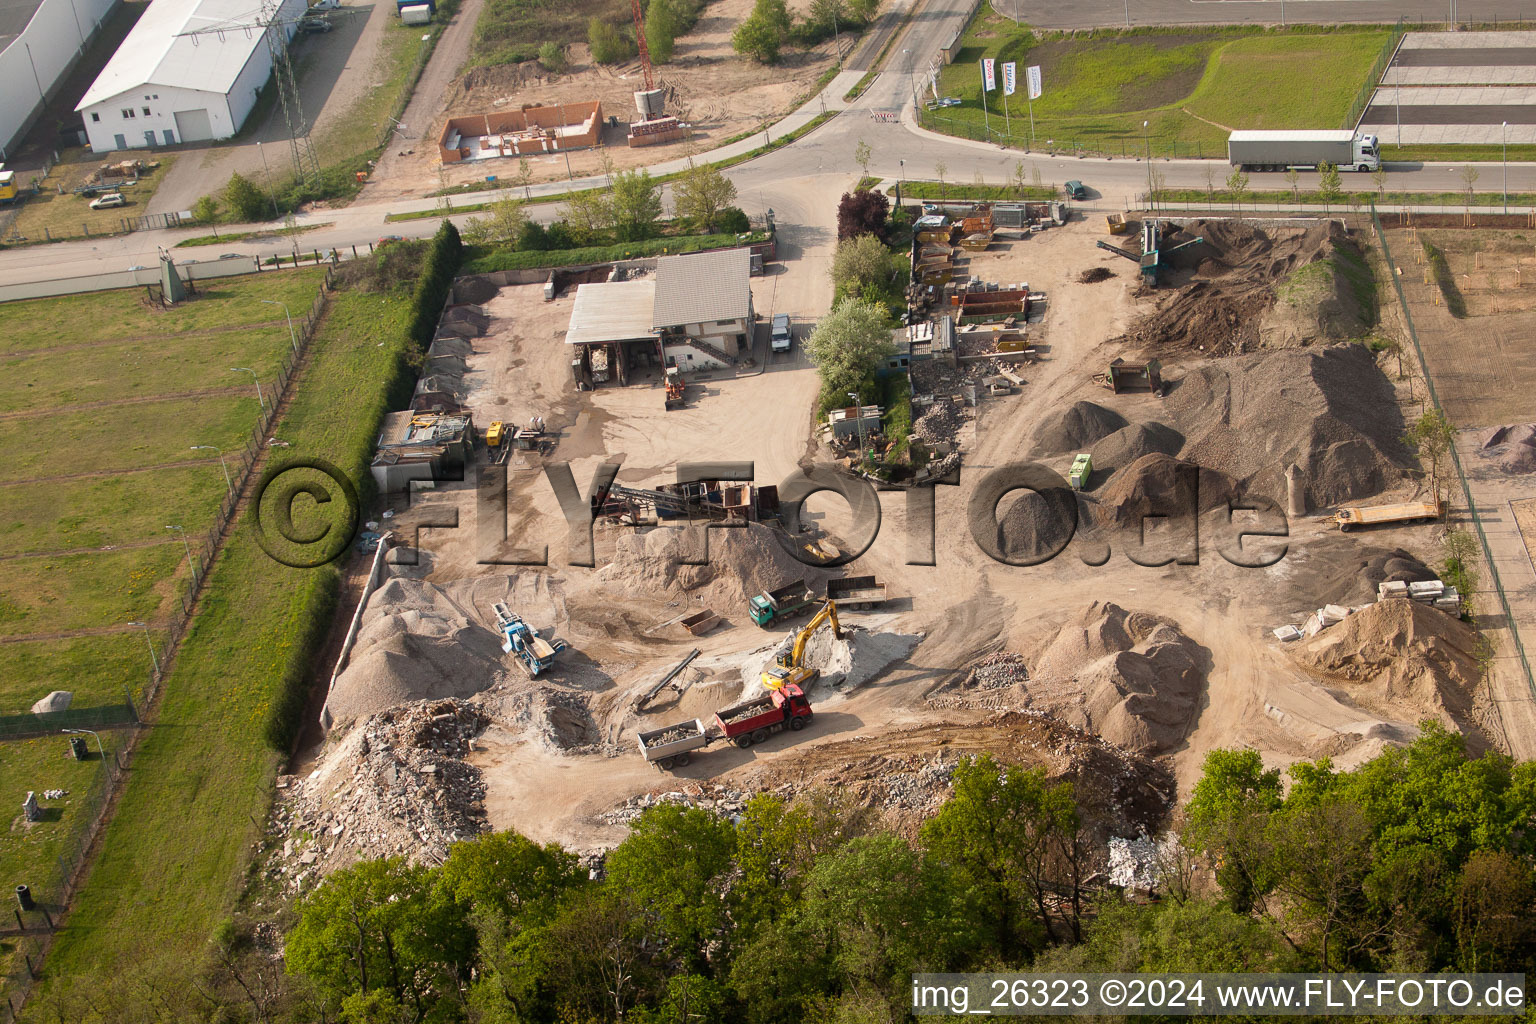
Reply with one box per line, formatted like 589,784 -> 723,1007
629,0 -> 654,92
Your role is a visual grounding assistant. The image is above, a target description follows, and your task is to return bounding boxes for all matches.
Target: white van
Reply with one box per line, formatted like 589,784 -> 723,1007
770,314 -> 791,353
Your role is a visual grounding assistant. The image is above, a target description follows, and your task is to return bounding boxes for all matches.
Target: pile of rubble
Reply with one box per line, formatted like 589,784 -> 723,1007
913,400 -> 962,445
1107,833 -> 1184,892
965,652 -> 1030,689
598,782 -> 754,825
267,699 -> 490,890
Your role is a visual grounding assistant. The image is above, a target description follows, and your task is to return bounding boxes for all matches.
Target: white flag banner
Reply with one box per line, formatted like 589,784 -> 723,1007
1026,64 -> 1043,100
1002,62 -> 1017,96
981,58 -> 996,91
930,67 -> 939,99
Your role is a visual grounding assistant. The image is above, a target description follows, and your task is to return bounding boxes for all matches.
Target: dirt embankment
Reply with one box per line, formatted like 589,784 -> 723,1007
1115,220 -> 1372,357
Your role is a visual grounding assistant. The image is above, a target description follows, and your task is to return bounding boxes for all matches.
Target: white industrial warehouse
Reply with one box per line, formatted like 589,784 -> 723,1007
76,0 -> 304,151
0,0 -> 117,156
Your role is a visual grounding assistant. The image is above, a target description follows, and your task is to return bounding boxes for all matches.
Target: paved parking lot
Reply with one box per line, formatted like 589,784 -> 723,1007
1363,31 -> 1536,144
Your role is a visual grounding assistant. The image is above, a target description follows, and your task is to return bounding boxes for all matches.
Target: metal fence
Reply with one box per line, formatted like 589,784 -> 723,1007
1369,203 -> 1536,700
1342,18 -> 1406,132
0,266 -> 337,1021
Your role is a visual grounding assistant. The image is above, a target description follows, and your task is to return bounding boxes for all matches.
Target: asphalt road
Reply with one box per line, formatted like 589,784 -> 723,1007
8,0 -> 1536,281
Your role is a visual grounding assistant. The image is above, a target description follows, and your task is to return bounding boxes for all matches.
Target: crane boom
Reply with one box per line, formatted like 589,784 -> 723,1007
630,0 -> 654,91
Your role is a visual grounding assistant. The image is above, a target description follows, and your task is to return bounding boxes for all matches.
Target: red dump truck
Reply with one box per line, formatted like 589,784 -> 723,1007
636,684 -> 813,770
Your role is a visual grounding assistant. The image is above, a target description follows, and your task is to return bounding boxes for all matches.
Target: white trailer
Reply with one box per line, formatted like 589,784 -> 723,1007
1227,130 -> 1380,173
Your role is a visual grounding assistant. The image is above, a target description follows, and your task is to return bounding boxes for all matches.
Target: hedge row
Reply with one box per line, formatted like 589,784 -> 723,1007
461,231 -> 765,274
408,220 -> 466,347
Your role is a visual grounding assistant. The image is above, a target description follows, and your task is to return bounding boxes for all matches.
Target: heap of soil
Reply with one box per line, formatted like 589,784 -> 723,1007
741,625 -> 922,696
1095,453 -> 1239,526
1080,266 -> 1116,283
1115,220 -> 1367,357
1017,602 -> 1207,755
599,521 -> 833,606
1033,400 -> 1128,454
1088,421 -> 1185,480
324,573 -> 566,727
1479,423 -> 1536,474
1162,345 -> 1409,507
1310,545 -> 1439,607
1290,599 -> 1486,742
994,487 -> 1079,564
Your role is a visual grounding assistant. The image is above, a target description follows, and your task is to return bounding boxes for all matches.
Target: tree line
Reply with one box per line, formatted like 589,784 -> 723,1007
31,726 -> 1536,1023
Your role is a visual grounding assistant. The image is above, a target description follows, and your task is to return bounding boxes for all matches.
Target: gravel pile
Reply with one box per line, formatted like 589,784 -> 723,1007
914,400 -> 963,445
1162,345 -> 1410,507
268,699 -> 490,890
1088,422 -> 1185,480
1033,401 -> 1128,455
1095,453 -> 1239,527
1479,423 -> 1536,474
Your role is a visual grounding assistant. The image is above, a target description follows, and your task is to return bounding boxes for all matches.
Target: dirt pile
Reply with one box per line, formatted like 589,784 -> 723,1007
1020,602 -> 1207,754
995,486 -> 1079,564
1094,453 -> 1237,527
1033,400 -> 1128,454
1088,422 -> 1185,479
1290,599 -> 1486,739
1161,345 -> 1409,507
269,699 -> 489,889
480,685 -> 600,751
1080,267 -> 1116,283
1479,423 -> 1536,474
599,522 -> 832,607
324,573 -> 566,727
1307,544 -> 1439,608
1115,220 -> 1366,357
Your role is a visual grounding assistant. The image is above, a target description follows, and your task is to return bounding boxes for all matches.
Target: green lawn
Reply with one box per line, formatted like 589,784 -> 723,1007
900,181 -> 1059,201
1155,187 -> 1536,208
1383,143 -> 1536,163
0,328 -> 293,413
320,23 -> 430,163
0,395 -> 262,482
926,18 -> 1391,157
0,268 -> 324,354
28,285 -> 416,1009
0,734 -> 123,914
3,633 -> 164,710
0,468 -> 227,557
5,153 -> 178,244
0,544 -> 186,640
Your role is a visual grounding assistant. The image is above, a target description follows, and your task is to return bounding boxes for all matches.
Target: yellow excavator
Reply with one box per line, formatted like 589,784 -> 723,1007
761,599 -> 842,692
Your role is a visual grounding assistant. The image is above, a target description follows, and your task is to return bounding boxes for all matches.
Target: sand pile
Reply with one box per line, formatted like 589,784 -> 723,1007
1479,423 -> 1536,474
1116,220 -> 1366,357
1162,345 -> 1409,507
1290,599 -> 1485,735
599,522 -> 832,606
1089,423 -> 1186,481
1020,602 -> 1206,754
269,699 -> 489,888
1033,401 -> 1128,454
325,573 -> 565,727
1096,454 -> 1238,526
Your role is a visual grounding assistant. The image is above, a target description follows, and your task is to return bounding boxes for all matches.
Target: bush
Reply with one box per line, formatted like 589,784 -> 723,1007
645,0 -> 679,63
225,172 -> 268,222
733,0 -> 790,63
538,41 -> 567,72
462,232 -> 758,273
191,195 -> 220,224
518,219 -> 551,251
837,189 -> 889,240
589,17 -> 636,63
545,220 -> 576,250
717,206 -> 751,233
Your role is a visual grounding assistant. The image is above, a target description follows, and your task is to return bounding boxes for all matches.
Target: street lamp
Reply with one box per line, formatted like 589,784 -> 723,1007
898,158 -> 904,206
1123,0 -> 1129,27
230,367 -> 266,413
1503,120 -> 1508,214
62,728 -> 113,771
848,391 -> 865,463
260,298 -> 298,354
190,445 -> 232,495
127,620 -> 160,676
166,524 -> 194,572
255,141 -> 279,220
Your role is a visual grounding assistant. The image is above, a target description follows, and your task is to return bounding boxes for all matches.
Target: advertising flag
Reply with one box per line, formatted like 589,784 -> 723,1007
1002,61 -> 1017,96
981,57 -> 996,91
1026,64 -> 1043,99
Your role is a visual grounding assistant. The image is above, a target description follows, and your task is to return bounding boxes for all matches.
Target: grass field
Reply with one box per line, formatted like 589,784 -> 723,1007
0,468 -> 228,556
4,152 -> 178,244
926,18 -> 1391,157
26,284 -> 417,1011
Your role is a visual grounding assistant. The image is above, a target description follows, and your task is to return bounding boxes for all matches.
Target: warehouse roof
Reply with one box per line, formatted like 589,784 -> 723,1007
0,0 -> 46,54
77,0 -> 301,110
651,248 -> 752,329
566,280 -> 657,346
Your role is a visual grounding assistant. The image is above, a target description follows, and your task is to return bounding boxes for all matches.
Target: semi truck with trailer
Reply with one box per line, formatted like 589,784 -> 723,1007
1227,130 -> 1380,173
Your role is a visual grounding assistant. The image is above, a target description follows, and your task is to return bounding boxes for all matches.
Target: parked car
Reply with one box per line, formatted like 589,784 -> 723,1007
89,192 -> 126,209
770,313 -> 792,353
1064,180 -> 1088,201
299,15 -> 332,31
219,252 -> 246,260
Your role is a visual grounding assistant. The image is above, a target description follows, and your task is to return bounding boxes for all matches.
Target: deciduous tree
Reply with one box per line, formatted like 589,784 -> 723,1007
675,161 -> 738,232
